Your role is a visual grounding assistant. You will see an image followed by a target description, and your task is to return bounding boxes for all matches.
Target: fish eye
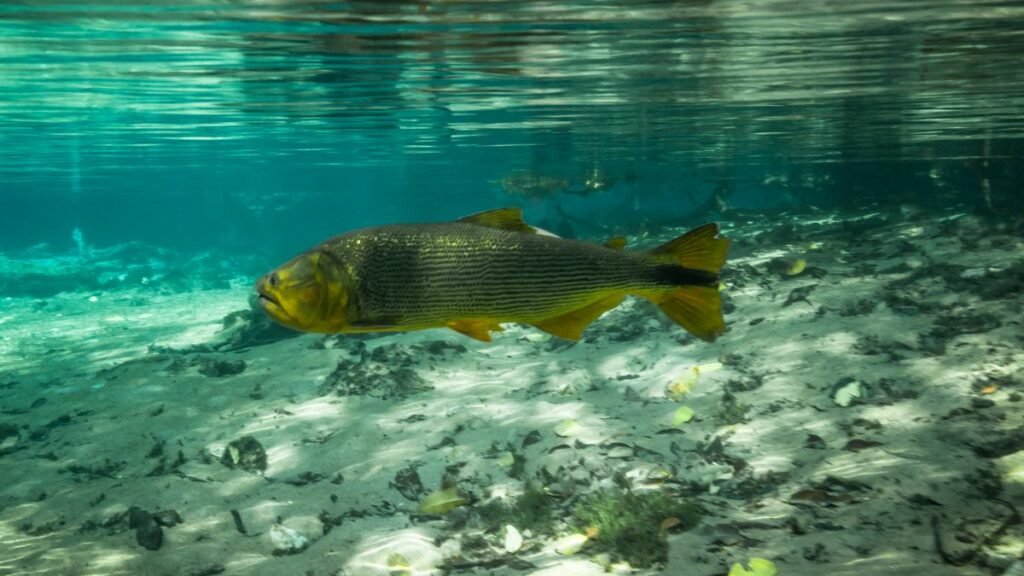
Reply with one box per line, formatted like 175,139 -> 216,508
268,273 -> 280,287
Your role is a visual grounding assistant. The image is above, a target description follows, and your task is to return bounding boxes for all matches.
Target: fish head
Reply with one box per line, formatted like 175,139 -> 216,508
255,250 -> 349,333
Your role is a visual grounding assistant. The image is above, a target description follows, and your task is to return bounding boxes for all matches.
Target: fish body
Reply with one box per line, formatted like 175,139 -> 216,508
256,208 -> 729,342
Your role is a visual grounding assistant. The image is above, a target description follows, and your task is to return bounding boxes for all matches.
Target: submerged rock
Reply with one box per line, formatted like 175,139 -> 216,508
220,436 -> 267,473
128,507 -> 164,551
197,357 -> 247,377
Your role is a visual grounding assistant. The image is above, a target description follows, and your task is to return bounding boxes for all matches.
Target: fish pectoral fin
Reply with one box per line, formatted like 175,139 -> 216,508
457,208 -> 537,234
652,286 -> 725,342
532,294 -> 625,341
447,319 -> 504,342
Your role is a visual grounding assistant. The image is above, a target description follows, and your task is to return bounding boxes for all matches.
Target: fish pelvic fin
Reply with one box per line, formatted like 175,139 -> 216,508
447,319 -> 504,342
533,294 -> 625,340
457,208 -> 537,233
648,223 -> 730,273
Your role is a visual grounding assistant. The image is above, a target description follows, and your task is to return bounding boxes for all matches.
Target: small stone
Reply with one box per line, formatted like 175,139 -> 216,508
391,466 -> 424,501
220,436 -> 267,473
504,525 -> 523,553
269,523 -> 309,555
972,397 -> 996,409
136,521 -> 163,550
805,434 -> 827,449
153,510 -> 183,527
198,358 -> 247,378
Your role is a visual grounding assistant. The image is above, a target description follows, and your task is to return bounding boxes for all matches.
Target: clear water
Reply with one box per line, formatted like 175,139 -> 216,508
2,3 -> 1024,576
2,0 -> 1022,253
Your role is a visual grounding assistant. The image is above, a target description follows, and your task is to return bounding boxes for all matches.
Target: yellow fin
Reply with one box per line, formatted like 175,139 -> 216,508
654,286 -> 725,342
533,294 -> 625,340
603,236 -> 627,250
649,223 -> 729,273
447,319 -> 503,342
457,208 -> 536,233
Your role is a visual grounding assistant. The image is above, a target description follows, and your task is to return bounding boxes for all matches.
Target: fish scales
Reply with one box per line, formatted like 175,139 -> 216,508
324,223 -> 658,327
256,208 -> 729,341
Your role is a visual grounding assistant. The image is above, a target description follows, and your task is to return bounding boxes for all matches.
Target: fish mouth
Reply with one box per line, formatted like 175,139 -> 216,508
256,285 -> 282,311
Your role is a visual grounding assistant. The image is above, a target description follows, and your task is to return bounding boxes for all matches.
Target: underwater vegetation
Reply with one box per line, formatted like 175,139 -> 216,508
572,490 -> 703,568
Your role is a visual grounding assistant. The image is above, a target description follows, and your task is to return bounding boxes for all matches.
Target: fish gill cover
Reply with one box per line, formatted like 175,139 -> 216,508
1,1 -> 1024,575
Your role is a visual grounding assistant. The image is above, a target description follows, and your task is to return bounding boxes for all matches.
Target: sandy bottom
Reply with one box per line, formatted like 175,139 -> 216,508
2,207 -> 1024,576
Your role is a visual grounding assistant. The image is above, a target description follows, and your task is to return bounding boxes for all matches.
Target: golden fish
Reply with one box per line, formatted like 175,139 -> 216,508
255,208 -> 730,342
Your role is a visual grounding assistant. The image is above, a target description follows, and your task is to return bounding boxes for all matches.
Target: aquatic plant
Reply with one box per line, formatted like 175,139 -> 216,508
478,483 -> 554,535
571,490 -> 703,568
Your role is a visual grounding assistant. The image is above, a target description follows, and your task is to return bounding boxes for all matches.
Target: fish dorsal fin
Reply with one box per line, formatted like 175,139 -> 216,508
604,236 -> 627,250
447,319 -> 504,342
533,294 -> 625,341
457,208 -> 537,233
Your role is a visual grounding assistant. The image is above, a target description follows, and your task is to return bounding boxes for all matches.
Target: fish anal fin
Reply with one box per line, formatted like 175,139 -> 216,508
447,319 -> 503,342
533,294 -> 625,340
457,208 -> 536,233
604,236 -> 627,250
649,223 -> 730,273
653,286 -> 725,342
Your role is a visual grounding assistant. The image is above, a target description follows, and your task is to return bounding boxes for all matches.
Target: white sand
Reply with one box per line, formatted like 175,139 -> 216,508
1,208 -> 1023,576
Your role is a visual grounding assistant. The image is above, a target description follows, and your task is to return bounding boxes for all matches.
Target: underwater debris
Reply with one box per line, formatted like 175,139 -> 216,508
321,352 -> 432,400
0,423 -> 20,456
478,483 -> 553,536
831,378 -> 863,407
672,406 -> 696,426
553,533 -> 589,555
769,256 -> 806,278
418,486 -> 468,515
391,465 -> 425,501
220,436 -> 267,473
205,303 -> 299,352
386,552 -> 412,576
571,490 -> 702,568
782,284 -> 817,307
789,476 -> 871,506
197,357 -> 246,378
843,438 -> 884,452
553,419 -> 580,438
269,522 -> 309,555
716,392 -> 751,426
729,557 -> 779,576
128,507 -> 167,551
504,524 -> 524,553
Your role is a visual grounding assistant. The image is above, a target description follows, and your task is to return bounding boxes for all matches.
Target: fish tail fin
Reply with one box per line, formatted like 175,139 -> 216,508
644,223 -> 730,341
647,223 -> 730,273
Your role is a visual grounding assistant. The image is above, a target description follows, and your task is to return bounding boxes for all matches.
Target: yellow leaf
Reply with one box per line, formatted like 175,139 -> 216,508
667,366 -> 700,401
418,487 -> 467,515
672,406 -> 695,426
729,563 -> 752,576
554,533 -> 589,555
554,419 -> 579,437
386,552 -> 412,576
748,558 -> 778,576
785,258 -> 806,276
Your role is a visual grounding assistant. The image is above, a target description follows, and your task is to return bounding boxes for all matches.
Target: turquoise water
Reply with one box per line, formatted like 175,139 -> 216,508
3,3 -> 1024,576
2,1 -> 1022,255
